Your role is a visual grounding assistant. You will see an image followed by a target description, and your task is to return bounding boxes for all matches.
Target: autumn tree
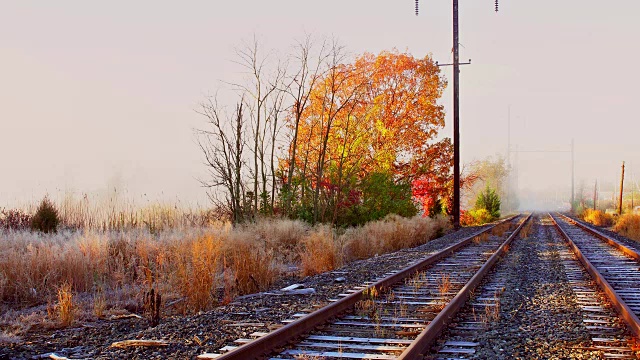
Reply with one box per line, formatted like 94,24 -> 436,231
281,49 -> 449,224
198,39 -> 455,226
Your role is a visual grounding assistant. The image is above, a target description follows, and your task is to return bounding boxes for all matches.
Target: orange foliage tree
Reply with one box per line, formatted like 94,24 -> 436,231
280,49 -> 452,224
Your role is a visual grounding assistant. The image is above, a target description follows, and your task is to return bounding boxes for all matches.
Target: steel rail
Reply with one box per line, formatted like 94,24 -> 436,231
215,215 -> 520,360
556,213 -> 640,261
398,213 -> 531,359
550,213 -> 640,338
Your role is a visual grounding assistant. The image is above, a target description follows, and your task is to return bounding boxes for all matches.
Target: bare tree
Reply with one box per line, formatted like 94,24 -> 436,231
281,36 -> 331,215
196,96 -> 247,222
232,38 -> 284,217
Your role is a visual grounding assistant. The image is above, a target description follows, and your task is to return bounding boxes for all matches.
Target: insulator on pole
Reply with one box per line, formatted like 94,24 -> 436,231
495,0 -> 499,12
415,0 -> 419,16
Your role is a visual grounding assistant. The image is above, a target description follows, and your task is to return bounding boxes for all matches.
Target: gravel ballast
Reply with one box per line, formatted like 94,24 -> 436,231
428,214 -> 635,359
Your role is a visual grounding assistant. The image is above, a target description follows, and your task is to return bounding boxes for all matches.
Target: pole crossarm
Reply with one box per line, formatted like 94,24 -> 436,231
436,59 -> 471,67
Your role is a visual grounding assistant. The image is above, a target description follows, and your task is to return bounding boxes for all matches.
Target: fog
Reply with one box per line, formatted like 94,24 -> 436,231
1,1 -> 639,210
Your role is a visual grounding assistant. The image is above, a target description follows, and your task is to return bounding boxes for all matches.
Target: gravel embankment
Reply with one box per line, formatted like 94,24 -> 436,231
1,225 -> 487,359
430,215 -> 605,359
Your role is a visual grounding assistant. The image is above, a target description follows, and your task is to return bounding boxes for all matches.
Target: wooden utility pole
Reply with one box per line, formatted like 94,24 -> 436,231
619,161 -> 625,215
593,180 -> 597,211
571,139 -> 575,211
632,163 -> 635,210
415,0 -> 496,228
452,0 -> 461,228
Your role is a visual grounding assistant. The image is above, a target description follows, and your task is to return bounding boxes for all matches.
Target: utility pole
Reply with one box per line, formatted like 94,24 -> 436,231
593,180 -> 597,211
632,163 -> 635,210
619,161 -> 625,215
452,0 -> 461,228
415,0 -> 496,228
571,139 -> 575,212
506,106 -> 511,212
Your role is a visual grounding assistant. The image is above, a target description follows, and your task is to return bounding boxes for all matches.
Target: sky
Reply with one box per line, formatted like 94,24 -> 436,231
1,1 -> 639,208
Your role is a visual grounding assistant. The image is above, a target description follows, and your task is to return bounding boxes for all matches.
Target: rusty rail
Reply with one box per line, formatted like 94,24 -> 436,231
215,215 -> 520,360
550,213 -> 640,338
398,213 -> 531,359
556,213 -> 640,261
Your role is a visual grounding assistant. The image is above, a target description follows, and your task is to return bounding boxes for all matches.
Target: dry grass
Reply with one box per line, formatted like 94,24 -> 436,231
55,282 -> 75,326
583,209 -> 615,227
93,292 -> 107,318
614,213 -> 640,241
224,231 -> 280,295
14,192 -> 224,232
491,222 -> 510,237
473,232 -> 489,244
519,219 -> 533,239
175,234 -> 223,313
0,209 -> 449,329
437,273 -> 452,295
299,226 -> 338,276
343,214 -> 449,261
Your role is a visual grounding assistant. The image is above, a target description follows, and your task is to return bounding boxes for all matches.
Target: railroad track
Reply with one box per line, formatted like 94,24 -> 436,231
551,213 -> 640,345
200,214 -> 530,359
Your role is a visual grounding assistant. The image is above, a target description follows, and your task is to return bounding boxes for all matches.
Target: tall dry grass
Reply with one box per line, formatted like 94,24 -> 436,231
0,212 -> 449,322
342,215 -> 450,261
299,226 -> 338,276
614,213 -> 640,241
15,192 -> 225,232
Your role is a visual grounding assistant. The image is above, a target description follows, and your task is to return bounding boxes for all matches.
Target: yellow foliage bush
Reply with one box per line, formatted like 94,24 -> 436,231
469,209 -> 494,225
583,209 -> 614,227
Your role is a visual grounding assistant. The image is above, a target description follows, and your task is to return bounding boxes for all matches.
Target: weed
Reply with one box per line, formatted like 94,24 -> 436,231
355,299 -> 377,318
93,293 -> 107,319
473,232 -> 489,244
176,235 -> 222,312
491,223 -> 509,237
519,220 -> 533,239
484,295 -> 500,323
437,273 -> 451,296
55,282 -> 75,327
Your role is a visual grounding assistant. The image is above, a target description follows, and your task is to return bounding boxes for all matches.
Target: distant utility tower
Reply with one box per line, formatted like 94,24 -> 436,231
415,0 -> 499,228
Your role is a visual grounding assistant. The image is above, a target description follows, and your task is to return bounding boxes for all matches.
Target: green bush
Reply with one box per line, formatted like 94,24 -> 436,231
339,172 -> 417,227
475,186 -> 501,220
31,197 -> 60,233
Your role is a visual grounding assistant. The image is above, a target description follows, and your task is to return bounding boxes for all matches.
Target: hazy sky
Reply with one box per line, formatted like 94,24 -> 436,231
2,1 -> 639,208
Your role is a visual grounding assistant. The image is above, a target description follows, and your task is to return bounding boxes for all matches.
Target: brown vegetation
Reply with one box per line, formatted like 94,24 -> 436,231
582,209 -> 615,227
614,213 -> 640,241
54,282 -> 75,327
299,226 -> 337,276
0,211 -> 449,330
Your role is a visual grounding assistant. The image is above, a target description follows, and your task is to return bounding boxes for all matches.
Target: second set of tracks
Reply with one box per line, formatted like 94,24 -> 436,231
203,213 -> 640,359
